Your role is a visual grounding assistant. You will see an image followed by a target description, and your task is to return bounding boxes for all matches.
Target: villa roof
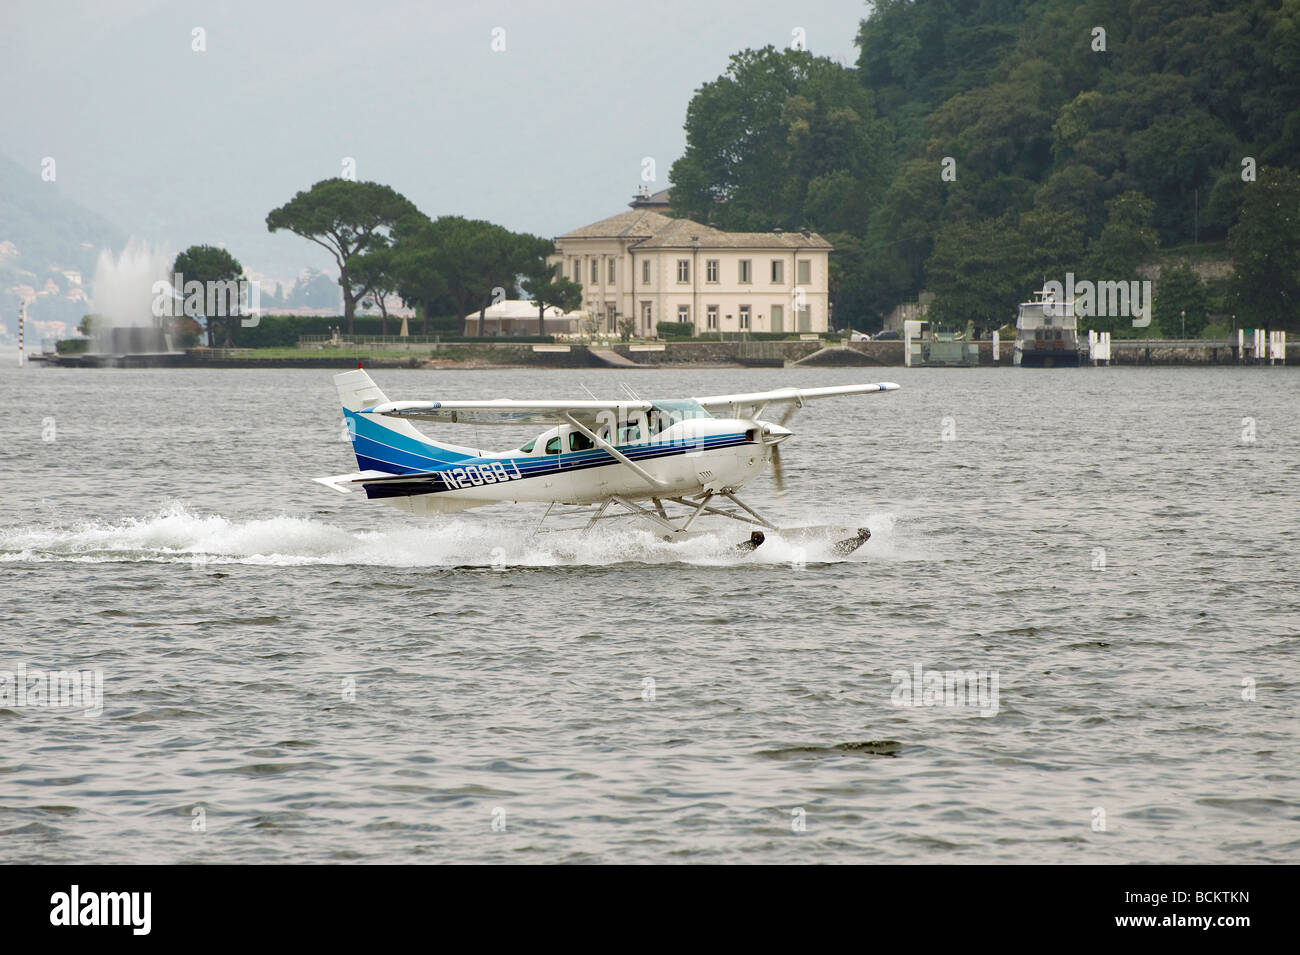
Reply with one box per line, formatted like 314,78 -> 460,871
633,217 -> 833,250
558,208 -> 832,251
557,209 -> 674,240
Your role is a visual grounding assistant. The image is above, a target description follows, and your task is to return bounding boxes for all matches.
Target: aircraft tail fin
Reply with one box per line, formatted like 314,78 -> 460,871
334,369 -> 475,474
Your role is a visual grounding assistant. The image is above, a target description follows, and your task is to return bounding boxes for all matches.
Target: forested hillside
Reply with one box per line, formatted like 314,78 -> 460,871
670,0 -> 1300,334
0,153 -> 125,334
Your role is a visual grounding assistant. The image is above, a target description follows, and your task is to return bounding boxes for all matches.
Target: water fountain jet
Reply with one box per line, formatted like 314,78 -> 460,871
89,240 -> 178,358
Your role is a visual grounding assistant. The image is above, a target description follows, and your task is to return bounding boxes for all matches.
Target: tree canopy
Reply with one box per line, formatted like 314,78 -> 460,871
173,244 -> 243,346
665,0 -> 1300,331
1228,166 -> 1300,331
520,240 -> 584,336
266,178 -> 420,331
265,180 -> 562,336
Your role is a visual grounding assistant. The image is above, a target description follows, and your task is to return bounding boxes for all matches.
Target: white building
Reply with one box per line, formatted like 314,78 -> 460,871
462,299 -> 581,336
551,194 -> 832,337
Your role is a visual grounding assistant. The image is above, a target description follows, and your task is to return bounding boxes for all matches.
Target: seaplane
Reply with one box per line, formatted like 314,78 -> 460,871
316,369 -> 900,554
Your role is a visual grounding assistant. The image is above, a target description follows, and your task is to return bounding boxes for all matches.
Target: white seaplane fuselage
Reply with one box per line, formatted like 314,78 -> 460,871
385,416 -> 781,515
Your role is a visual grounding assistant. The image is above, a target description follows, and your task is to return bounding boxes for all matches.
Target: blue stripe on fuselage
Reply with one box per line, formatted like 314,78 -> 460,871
361,432 -> 752,498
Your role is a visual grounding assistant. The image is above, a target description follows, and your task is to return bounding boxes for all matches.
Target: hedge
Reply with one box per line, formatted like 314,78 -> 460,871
235,314 -> 457,347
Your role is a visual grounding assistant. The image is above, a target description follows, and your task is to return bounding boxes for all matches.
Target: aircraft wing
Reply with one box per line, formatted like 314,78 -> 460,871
692,382 -> 900,419
362,398 -> 655,426
362,384 -> 899,426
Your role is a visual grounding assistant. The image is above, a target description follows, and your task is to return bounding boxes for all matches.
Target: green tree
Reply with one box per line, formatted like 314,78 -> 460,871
1077,192 -> 1158,335
826,232 -> 911,331
1035,163 -> 1108,239
1017,206 -> 1086,291
1085,192 -> 1158,280
868,158 -> 945,299
266,179 -> 419,332
1123,109 -> 1237,244
386,215 -> 451,334
389,215 -> 539,336
926,215 -> 1026,334
350,246 -> 401,335
520,244 -> 583,336
1153,264 -> 1208,338
173,244 -> 243,346
669,46 -> 890,233
1228,166 -> 1300,331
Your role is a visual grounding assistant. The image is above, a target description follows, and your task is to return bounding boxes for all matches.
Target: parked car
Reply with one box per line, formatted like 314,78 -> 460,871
872,329 -> 901,340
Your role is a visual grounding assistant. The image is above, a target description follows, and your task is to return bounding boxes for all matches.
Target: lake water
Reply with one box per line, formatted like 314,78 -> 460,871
1,363 -> 1296,863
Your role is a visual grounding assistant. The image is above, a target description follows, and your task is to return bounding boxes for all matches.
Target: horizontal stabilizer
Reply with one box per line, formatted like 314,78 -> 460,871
310,467 -> 447,493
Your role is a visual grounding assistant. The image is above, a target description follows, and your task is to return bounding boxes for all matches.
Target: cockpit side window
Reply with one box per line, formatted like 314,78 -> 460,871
569,431 -> 594,452
520,439 -> 536,453
545,436 -> 562,454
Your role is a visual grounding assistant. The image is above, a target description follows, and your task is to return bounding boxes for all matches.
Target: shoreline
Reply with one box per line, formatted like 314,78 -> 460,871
29,337 -> 1295,369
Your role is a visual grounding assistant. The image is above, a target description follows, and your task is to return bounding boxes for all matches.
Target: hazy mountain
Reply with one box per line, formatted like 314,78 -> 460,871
0,152 -> 125,336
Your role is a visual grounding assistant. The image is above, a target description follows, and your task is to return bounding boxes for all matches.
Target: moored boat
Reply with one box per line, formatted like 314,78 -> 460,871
1014,289 -> 1081,367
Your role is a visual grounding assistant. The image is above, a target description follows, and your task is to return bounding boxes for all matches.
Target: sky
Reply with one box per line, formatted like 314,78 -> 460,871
0,0 -> 873,286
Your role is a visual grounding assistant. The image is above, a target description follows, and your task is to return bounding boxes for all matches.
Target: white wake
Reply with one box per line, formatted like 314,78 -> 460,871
0,504 -> 900,568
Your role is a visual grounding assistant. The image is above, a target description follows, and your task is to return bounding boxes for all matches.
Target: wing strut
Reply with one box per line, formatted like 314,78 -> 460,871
562,413 -> 668,489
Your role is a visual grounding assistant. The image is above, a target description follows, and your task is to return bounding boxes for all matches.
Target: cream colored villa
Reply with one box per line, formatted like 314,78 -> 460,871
550,193 -> 832,337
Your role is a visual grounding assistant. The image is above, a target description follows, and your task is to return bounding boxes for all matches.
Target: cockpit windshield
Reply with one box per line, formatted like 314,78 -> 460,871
650,399 -> 710,421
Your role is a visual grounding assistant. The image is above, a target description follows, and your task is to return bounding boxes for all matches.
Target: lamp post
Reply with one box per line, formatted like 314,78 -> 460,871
1181,309 -> 1186,339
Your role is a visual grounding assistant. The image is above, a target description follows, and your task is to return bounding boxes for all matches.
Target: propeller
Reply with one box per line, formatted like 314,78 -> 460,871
771,443 -> 786,495
764,402 -> 800,497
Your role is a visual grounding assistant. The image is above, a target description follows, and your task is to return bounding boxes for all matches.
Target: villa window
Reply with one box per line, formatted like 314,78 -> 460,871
677,259 -> 690,283
739,305 -> 751,330
608,258 -> 616,283
771,260 -> 783,284
572,259 -> 580,283
591,259 -> 599,284
739,259 -> 752,284
678,304 -> 690,325
706,305 -> 718,330
706,259 -> 719,283
642,260 -> 650,284
797,259 -> 811,285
